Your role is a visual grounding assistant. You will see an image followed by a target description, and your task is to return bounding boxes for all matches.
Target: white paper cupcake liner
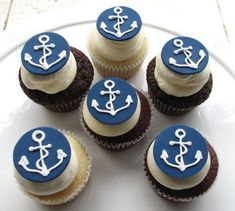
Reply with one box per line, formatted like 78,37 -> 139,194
17,130 -> 92,205
153,185 -> 195,202
79,90 -> 153,151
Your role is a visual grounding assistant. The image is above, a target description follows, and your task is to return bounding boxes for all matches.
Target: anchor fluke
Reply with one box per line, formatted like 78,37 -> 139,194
199,49 -> 206,58
195,150 -> 203,160
169,57 -> 176,65
91,99 -> 99,108
160,150 -> 169,159
24,53 -> 32,62
58,50 -> 67,59
100,22 -> 107,30
131,21 -> 138,29
125,95 -> 133,104
18,155 -> 29,166
57,149 -> 67,159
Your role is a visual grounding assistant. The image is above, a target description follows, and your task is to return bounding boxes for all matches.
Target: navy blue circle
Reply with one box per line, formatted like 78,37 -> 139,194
161,36 -> 209,75
97,6 -> 142,41
153,125 -> 208,178
21,32 -> 70,75
87,77 -> 138,125
13,127 -> 71,183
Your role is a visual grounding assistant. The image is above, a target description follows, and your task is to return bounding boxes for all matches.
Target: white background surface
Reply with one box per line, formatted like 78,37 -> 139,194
0,1 -> 235,211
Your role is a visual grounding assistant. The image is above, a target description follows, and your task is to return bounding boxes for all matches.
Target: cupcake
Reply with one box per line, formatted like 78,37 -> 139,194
19,32 -> 94,112
144,125 -> 218,201
87,6 -> 148,79
13,127 -> 91,205
81,77 -> 151,151
146,36 -> 212,115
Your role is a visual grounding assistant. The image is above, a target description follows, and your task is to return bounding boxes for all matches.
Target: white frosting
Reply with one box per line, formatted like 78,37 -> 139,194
83,95 -> 141,137
20,52 -> 77,94
14,135 -> 79,196
89,29 -> 145,61
146,141 -> 211,190
154,54 -> 211,97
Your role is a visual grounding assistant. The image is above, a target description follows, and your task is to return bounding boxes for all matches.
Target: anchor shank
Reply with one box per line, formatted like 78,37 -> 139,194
183,47 -> 196,67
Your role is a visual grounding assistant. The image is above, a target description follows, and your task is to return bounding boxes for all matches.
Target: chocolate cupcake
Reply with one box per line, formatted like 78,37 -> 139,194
87,6 -> 148,79
13,127 -> 92,205
19,32 -> 94,112
146,36 -> 212,115
144,125 -> 218,201
81,77 -> 151,151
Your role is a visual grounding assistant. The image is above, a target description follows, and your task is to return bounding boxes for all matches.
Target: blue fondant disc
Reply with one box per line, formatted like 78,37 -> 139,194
13,127 -> 71,183
153,125 -> 208,178
21,32 -> 70,75
87,77 -> 138,125
96,6 -> 142,41
161,36 -> 209,75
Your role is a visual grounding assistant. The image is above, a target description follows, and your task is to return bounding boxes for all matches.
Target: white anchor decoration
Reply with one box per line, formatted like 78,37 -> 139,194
169,38 -> 206,69
100,6 -> 138,38
92,79 -> 133,116
18,130 -> 67,177
160,128 -> 203,172
24,34 -> 67,70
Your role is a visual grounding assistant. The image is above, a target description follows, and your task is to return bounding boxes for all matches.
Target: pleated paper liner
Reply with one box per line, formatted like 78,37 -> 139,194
148,90 -> 194,116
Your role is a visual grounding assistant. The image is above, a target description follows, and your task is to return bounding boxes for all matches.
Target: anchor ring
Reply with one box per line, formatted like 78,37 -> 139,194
32,130 -> 46,142
175,128 -> 186,139
104,79 -> 115,89
173,39 -> 183,47
113,6 -> 123,14
38,35 -> 50,44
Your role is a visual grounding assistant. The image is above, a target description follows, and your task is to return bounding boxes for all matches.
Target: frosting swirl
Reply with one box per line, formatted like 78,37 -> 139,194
20,52 -> 77,94
89,29 -> 145,61
154,54 -> 211,97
